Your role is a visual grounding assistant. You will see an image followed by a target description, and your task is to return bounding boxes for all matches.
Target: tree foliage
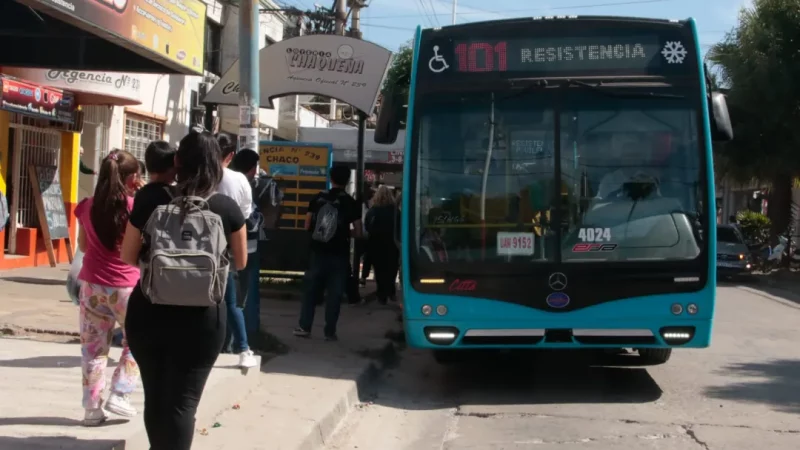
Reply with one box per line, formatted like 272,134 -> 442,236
383,41 -> 414,96
708,0 -> 800,235
736,210 -> 771,245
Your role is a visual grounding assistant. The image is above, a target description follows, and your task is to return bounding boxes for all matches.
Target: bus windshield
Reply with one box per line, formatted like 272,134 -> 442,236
413,87 -> 706,266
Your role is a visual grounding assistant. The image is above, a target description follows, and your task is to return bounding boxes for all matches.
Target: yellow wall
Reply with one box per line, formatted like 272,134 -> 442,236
60,131 -> 79,205
0,111 -> 9,195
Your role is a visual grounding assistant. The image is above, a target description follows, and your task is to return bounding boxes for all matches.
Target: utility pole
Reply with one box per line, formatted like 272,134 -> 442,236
335,0 -> 347,35
350,0 -> 367,280
238,0 -> 260,153
452,0 -> 457,25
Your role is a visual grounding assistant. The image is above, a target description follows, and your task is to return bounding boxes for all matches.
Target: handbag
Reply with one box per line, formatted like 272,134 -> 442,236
66,249 -> 85,305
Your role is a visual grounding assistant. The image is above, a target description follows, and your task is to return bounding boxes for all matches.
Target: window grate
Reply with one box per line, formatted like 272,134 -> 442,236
124,114 -> 164,182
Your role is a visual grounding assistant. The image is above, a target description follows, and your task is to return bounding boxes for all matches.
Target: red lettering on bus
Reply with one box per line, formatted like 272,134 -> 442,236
449,279 -> 477,292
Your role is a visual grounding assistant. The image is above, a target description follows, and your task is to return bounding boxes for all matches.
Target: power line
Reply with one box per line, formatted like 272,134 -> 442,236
365,0 -> 675,20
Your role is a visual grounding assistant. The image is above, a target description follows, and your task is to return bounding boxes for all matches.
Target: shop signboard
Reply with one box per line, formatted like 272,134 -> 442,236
204,35 -> 393,115
259,141 -> 333,230
22,0 -> 206,75
0,75 -> 76,124
2,68 -> 143,106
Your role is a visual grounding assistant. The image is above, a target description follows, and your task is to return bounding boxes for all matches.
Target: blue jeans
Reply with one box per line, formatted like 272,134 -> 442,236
223,271 -> 249,353
241,252 -> 261,334
299,252 -> 349,337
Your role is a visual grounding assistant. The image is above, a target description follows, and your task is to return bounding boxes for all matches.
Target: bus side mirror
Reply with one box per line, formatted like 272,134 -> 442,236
710,92 -> 733,142
375,90 -> 405,144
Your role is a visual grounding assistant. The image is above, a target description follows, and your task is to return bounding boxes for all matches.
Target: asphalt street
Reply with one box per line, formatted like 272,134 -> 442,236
327,284 -> 800,450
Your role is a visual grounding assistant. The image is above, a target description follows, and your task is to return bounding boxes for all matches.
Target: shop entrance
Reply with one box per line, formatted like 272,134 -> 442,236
6,115 -> 62,255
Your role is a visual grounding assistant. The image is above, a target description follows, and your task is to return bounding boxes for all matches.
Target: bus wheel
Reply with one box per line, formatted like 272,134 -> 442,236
638,348 -> 672,365
433,350 -> 464,365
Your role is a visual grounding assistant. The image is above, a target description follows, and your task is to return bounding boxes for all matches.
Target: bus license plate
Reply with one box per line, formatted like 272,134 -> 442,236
718,261 -> 741,268
497,232 -> 534,256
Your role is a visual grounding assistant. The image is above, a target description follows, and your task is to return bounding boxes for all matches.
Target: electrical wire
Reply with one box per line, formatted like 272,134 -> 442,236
365,0 -> 676,20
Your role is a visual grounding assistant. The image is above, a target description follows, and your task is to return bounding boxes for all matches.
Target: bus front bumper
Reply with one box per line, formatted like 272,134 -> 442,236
405,319 -> 712,349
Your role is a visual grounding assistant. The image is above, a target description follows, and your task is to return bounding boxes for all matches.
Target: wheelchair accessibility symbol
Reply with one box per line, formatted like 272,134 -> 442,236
428,45 -> 449,73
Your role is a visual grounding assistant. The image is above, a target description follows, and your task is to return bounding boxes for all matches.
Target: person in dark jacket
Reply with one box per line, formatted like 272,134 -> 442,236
354,184 -> 375,286
230,149 -> 267,334
365,186 -> 400,305
79,147 -> 96,175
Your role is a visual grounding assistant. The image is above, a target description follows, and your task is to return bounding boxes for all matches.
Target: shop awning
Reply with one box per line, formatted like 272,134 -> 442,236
0,74 -> 77,124
3,0 -> 206,76
1,68 -> 142,106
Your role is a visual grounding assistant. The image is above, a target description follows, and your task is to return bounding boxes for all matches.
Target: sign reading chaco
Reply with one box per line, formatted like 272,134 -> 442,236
259,141 -> 333,230
204,35 -> 393,115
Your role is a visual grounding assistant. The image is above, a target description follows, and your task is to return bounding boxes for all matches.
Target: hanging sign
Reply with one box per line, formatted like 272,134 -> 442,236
204,35 -> 393,115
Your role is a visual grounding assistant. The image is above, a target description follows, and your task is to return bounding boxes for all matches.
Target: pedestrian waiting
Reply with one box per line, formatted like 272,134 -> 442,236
75,149 -> 142,426
121,130 -> 248,450
294,165 -> 362,341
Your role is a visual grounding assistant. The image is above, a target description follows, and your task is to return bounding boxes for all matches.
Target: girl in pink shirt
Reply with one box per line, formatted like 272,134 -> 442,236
76,149 -> 143,426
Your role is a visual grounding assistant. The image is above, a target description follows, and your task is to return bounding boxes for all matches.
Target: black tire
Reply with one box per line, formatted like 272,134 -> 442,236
638,348 -> 672,365
433,350 -> 465,365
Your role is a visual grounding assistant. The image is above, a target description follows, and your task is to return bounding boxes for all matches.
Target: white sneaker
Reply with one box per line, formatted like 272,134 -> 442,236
83,407 -> 108,427
238,350 -> 258,368
104,392 -> 137,417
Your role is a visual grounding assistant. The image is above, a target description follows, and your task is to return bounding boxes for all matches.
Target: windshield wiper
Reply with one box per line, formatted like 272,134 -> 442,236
561,79 -> 685,99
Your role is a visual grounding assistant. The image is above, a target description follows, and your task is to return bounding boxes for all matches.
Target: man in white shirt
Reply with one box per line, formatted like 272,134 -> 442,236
215,133 -> 257,369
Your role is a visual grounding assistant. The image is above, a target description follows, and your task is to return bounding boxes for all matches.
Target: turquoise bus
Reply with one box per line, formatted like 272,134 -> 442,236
375,16 -> 733,365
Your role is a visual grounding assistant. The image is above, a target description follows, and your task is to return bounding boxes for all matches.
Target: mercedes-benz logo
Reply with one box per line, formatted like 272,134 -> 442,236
548,272 -> 567,291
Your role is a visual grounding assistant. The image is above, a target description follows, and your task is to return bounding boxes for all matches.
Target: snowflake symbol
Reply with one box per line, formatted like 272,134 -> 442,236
661,41 -> 688,64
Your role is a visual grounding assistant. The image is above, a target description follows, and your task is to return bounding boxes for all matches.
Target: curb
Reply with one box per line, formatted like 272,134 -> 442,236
124,354 -> 263,450
297,340 -> 399,450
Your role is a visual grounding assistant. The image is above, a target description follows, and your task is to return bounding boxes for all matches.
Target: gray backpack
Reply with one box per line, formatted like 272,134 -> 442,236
140,188 -> 230,307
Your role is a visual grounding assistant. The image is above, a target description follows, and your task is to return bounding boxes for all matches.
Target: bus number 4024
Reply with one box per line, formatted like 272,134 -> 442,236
572,243 -> 618,252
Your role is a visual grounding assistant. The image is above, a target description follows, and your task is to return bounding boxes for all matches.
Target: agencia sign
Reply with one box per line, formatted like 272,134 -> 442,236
204,35 -> 393,115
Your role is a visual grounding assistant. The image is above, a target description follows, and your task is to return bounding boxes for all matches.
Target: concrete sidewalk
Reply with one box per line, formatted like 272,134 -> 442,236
0,265 -> 401,449
0,338 -> 260,450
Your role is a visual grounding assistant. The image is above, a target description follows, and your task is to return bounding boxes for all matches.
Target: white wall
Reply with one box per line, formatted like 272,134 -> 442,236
297,106 -> 330,128
107,73 -> 203,148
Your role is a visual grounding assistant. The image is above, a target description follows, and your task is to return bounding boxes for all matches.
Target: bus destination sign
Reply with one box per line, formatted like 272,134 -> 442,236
420,35 -> 695,81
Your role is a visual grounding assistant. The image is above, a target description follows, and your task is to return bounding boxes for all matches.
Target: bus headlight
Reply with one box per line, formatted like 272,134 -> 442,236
421,305 -> 433,316
671,303 -> 683,315
687,303 -> 698,315
436,305 -> 448,316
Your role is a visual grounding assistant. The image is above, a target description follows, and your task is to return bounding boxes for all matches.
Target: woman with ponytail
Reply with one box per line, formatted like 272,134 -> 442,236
75,149 -> 142,426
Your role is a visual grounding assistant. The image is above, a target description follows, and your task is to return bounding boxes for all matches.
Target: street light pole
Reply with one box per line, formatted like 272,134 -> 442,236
238,0 -> 260,152
452,0 -> 457,25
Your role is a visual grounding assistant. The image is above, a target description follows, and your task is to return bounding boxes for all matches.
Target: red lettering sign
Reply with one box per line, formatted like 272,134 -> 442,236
0,75 -> 75,124
572,243 -> 618,253
449,279 -> 477,292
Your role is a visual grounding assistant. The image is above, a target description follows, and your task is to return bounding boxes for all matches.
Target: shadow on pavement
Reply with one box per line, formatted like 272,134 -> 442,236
0,276 -> 66,286
444,350 -> 662,405
0,436 -> 124,450
0,416 -> 127,427
704,359 -> 800,414
0,355 -> 117,369
363,349 -> 663,411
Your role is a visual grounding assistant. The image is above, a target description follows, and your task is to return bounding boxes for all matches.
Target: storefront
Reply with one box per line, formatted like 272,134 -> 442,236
0,0 -> 206,269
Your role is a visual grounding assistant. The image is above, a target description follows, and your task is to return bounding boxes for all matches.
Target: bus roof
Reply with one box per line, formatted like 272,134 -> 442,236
421,15 -> 693,32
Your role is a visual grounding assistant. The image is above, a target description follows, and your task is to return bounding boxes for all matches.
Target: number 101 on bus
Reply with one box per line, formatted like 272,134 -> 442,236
455,42 -> 508,72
